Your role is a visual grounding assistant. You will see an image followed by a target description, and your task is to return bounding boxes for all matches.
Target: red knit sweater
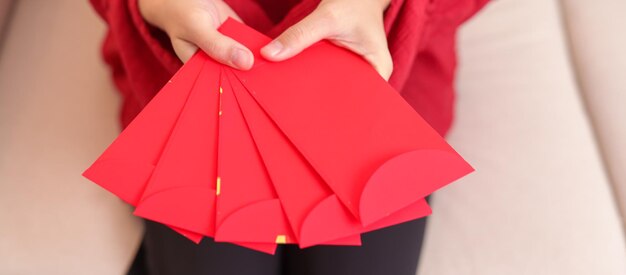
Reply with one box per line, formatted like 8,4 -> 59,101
89,0 -> 488,135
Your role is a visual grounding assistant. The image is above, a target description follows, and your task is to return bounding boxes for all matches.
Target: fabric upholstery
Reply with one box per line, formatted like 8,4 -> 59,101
0,1 -> 142,274
560,0 -> 626,226
418,0 -> 626,274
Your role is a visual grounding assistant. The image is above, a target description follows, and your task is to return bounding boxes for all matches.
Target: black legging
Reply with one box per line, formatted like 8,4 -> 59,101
128,217 -> 427,275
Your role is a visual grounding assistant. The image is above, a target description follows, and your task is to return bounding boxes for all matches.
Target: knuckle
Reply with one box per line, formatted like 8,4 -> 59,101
317,5 -> 340,25
191,32 -> 226,58
284,25 -> 308,45
200,38 -> 226,59
204,40 -> 220,55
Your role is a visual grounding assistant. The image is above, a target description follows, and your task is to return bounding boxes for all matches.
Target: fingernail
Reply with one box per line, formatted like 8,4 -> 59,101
262,40 -> 284,57
232,48 -> 252,69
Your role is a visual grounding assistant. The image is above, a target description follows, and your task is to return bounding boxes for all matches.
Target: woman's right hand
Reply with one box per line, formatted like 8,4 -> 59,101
138,0 -> 254,70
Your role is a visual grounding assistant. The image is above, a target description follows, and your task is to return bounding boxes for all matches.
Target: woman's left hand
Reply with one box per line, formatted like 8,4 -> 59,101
260,0 -> 394,80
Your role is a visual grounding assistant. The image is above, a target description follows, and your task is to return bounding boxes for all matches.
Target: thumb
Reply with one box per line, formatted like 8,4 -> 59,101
261,10 -> 335,61
178,13 -> 254,69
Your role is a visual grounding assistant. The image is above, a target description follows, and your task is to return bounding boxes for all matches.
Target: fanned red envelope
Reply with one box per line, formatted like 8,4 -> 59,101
83,18 -> 472,254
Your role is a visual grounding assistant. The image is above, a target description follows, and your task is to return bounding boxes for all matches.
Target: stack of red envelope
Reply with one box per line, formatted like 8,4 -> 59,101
83,19 -> 473,255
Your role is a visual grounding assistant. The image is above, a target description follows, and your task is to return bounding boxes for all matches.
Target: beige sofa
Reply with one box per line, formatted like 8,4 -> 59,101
0,0 -> 624,274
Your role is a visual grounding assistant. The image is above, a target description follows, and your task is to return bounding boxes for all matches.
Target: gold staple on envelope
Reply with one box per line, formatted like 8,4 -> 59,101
218,86 -> 223,116
275,235 -> 287,244
216,86 -> 223,196
216,176 -> 221,196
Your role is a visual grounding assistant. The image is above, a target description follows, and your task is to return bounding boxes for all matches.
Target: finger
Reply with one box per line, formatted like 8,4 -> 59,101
357,40 -> 393,80
198,30 -> 254,70
171,38 -> 198,63
215,2 -> 243,23
366,50 -> 393,81
332,26 -> 393,80
261,8 -> 335,61
179,13 -> 253,70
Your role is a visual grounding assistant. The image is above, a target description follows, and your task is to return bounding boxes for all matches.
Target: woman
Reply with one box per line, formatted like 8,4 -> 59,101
89,0 -> 489,274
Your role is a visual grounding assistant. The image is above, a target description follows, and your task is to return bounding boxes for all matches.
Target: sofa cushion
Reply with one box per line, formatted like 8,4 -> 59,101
560,0 -> 626,228
418,0 -> 626,274
0,1 -> 142,274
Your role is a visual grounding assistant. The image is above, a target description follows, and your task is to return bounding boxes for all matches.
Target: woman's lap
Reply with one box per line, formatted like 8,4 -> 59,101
129,218 -> 426,275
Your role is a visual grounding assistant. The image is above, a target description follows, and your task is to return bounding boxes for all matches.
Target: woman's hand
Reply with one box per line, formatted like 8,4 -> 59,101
138,0 -> 254,69
261,0 -> 393,80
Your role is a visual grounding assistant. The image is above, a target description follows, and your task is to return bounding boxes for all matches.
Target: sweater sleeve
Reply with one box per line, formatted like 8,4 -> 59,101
88,0 -> 275,126
388,0 -> 490,135
88,0 -> 432,111
89,0 -> 182,126
89,0 -> 489,130
383,0 -> 432,89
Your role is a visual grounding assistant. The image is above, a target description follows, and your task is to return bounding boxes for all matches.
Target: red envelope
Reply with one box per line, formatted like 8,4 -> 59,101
83,52 -> 207,242
228,69 -> 431,247
82,51 -> 205,205
130,59 -> 277,254
132,57 -> 220,236
226,20 -> 474,226
213,70 -> 296,245
84,18 -> 472,254
227,69 -> 341,244
225,70 -> 363,247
